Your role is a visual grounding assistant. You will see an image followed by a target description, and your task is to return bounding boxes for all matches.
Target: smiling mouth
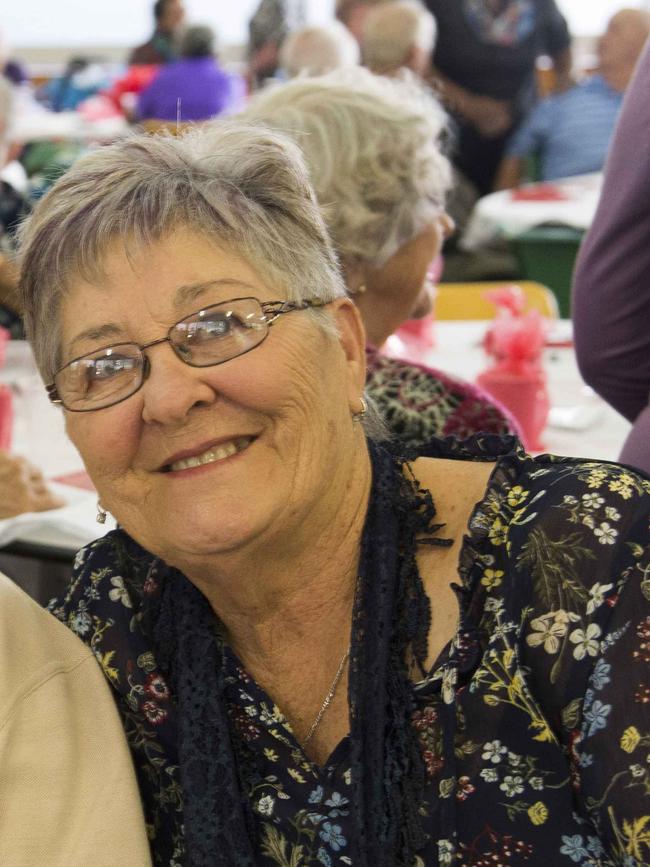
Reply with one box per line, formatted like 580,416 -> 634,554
163,437 -> 254,473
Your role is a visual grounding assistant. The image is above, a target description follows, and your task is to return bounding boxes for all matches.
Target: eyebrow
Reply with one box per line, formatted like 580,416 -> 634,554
67,279 -> 265,353
172,278 -> 264,309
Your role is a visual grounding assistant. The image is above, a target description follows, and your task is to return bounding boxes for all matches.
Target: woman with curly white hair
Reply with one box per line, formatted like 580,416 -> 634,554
242,68 -> 516,445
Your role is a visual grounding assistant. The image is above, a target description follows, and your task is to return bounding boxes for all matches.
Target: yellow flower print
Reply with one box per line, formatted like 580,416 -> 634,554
287,768 -> 306,783
481,569 -> 504,590
489,517 -> 508,546
621,726 -> 641,754
263,747 -> 279,762
507,486 -> 529,508
608,478 -> 633,499
528,801 -> 549,825
585,469 -> 607,489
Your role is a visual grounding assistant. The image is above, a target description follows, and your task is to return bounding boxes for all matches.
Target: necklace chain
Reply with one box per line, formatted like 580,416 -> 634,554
301,648 -> 350,749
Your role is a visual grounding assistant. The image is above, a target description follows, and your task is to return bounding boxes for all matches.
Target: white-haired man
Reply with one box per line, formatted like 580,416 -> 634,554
362,0 -> 436,78
280,21 -> 360,77
496,7 -> 650,188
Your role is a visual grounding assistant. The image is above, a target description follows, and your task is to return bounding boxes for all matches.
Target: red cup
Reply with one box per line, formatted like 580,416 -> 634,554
0,385 -> 13,451
476,367 -> 549,451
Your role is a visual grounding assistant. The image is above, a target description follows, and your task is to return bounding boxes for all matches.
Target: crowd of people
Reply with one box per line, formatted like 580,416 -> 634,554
0,1 -> 649,865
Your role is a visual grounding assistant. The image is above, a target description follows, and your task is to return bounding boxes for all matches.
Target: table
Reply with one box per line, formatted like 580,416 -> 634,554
1,330 -> 631,558
461,173 -> 602,251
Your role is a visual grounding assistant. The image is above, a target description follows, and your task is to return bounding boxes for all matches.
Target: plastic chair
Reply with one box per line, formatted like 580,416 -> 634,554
435,280 -> 560,320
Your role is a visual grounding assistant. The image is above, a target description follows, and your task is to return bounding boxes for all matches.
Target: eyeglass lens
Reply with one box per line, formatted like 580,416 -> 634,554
56,297 -> 270,411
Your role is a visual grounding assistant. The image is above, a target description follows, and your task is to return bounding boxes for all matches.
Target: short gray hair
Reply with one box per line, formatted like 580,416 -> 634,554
179,24 -> 216,58
362,0 -> 436,73
18,122 -> 348,383
280,22 -> 360,77
241,67 -> 451,269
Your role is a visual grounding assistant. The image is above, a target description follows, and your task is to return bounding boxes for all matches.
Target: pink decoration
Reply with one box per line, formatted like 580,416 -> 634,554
477,286 -> 550,451
0,386 -> 12,451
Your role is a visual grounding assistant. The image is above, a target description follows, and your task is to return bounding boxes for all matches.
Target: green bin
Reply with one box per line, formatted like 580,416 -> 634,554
511,226 -> 584,318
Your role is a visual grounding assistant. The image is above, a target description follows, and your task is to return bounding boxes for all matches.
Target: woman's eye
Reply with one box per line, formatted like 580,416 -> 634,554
190,314 -> 243,340
90,356 -> 137,380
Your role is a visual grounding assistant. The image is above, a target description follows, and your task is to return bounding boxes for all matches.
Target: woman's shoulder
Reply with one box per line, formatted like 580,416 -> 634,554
365,349 -> 516,444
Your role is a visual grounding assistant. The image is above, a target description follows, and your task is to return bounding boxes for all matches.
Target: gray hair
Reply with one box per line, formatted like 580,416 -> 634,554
280,22 -> 360,78
362,0 -> 436,73
241,66 -> 451,269
179,24 -> 216,58
18,121 -> 348,384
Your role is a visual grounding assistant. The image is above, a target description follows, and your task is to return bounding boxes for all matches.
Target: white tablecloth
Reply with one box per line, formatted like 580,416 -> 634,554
461,173 -> 602,251
1,329 -> 630,552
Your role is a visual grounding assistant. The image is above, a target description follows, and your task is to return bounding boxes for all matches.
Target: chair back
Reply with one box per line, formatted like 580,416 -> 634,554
435,280 -> 559,320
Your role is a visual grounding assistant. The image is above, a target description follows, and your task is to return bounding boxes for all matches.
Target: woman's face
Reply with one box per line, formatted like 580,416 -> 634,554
59,228 -> 366,568
357,212 -> 454,343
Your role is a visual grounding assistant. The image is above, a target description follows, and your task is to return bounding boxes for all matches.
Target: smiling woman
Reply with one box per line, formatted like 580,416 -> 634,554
17,123 -> 650,866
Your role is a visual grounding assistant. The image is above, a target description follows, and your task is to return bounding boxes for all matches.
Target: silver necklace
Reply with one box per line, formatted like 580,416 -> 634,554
301,647 -> 350,749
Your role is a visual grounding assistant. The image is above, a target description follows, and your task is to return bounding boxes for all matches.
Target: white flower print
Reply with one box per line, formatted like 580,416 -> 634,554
482,740 -> 508,763
594,522 -> 618,545
529,776 -> 544,790
526,615 -> 567,654
257,794 -> 275,816
586,582 -> 613,615
605,506 -> 621,522
569,624 -> 602,660
499,775 -> 524,797
480,768 -> 499,783
108,576 -> 132,608
582,493 -> 604,510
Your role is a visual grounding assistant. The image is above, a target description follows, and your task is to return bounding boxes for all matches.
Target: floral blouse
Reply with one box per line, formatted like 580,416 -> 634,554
365,346 -> 517,447
51,438 -> 650,865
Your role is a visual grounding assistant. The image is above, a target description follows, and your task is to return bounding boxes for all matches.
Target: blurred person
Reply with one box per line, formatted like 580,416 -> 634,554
496,8 -> 650,188
573,39 -> 650,476
425,0 -> 572,194
336,0 -> 384,43
137,25 -> 243,123
0,568 -> 152,865
129,0 -> 185,66
0,28 -> 27,87
0,77 -> 27,336
242,68 -> 517,444
280,22 -> 360,78
18,120 -> 650,866
247,0 -> 305,87
362,0 -> 436,78
0,452 -> 64,518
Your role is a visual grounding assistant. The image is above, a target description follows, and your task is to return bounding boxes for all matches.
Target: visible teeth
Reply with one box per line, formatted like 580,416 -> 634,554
169,437 -> 251,472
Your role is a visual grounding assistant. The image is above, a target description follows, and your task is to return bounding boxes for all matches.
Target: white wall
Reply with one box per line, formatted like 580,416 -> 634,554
3,0 -> 649,50
5,0 -> 333,49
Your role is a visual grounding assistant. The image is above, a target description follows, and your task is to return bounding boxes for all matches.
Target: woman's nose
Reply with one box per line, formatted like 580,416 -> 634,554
140,344 -> 218,425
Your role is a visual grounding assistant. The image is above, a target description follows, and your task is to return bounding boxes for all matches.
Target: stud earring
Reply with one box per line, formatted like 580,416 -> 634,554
96,502 -> 107,524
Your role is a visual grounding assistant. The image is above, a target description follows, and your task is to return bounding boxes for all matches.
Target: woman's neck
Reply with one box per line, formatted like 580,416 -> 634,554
171,440 -> 372,665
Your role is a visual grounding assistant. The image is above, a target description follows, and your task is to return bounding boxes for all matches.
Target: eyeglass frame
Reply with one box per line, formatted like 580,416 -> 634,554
46,296 -> 328,412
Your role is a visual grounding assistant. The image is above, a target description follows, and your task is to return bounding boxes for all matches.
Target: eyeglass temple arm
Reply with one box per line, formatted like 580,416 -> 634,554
45,383 -> 63,404
262,298 -> 328,322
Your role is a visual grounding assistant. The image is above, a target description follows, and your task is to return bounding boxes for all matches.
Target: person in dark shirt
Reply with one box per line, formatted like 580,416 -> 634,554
129,0 -> 186,66
425,0 -> 572,194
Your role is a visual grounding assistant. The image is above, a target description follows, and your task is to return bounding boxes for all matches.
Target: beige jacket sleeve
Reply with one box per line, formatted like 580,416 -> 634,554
0,573 -> 152,867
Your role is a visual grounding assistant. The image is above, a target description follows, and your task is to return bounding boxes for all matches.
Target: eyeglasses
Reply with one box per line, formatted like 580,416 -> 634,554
47,296 -> 327,412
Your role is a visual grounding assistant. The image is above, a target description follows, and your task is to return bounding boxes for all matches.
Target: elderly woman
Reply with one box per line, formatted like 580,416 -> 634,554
19,124 -> 650,866
241,69 -> 515,446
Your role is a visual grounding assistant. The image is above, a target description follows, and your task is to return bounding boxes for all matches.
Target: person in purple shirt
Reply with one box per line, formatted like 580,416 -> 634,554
573,38 -> 650,475
137,25 -> 243,123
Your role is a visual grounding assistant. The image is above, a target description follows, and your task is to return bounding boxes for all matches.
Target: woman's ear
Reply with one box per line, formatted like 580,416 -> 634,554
330,296 -> 368,405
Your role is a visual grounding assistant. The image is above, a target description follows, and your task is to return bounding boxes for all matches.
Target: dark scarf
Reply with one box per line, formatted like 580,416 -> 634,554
150,439 -> 452,865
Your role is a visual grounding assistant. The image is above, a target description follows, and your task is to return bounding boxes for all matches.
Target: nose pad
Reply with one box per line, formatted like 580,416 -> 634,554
141,354 -> 152,382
